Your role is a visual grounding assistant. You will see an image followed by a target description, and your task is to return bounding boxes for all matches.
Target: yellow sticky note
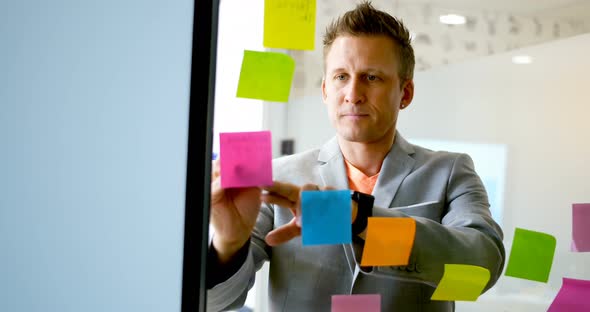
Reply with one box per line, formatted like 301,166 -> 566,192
360,218 -> 416,266
236,50 -> 295,102
264,0 -> 316,50
431,264 -> 490,301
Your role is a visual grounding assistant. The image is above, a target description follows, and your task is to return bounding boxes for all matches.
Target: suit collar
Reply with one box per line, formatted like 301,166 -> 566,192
318,137 -> 349,190
372,132 -> 416,208
318,136 -> 341,163
317,132 -> 416,208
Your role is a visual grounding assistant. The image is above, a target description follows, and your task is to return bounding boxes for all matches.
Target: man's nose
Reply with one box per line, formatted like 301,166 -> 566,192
344,78 -> 365,104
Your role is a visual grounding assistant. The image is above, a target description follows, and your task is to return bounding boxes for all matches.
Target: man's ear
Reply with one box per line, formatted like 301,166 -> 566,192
400,79 -> 414,109
321,78 -> 327,103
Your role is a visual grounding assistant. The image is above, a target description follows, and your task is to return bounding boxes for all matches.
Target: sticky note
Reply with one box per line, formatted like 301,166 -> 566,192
331,294 -> 380,312
572,203 -> 590,252
301,190 -> 351,245
504,227 -> 556,283
264,0 -> 316,50
360,218 -> 416,266
431,264 -> 490,301
236,50 -> 295,102
219,131 -> 272,188
548,277 -> 590,312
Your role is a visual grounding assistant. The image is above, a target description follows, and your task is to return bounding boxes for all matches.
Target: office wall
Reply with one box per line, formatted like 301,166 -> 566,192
271,33 -> 590,311
213,0 -> 265,155
0,1 -> 193,311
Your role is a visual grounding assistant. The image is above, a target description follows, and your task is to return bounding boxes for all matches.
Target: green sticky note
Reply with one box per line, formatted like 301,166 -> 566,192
263,0 -> 316,50
431,264 -> 490,301
236,50 -> 295,102
505,227 -> 556,283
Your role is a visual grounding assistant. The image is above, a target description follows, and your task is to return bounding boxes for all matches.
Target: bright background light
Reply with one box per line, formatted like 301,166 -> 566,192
512,55 -> 533,64
439,14 -> 466,25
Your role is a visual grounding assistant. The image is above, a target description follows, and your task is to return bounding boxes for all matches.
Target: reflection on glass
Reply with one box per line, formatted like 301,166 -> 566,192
211,0 -> 590,311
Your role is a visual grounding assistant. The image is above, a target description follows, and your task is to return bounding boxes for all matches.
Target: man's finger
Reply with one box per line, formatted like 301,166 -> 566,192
211,159 -> 220,180
265,218 -> 301,246
301,183 -> 320,191
261,193 -> 297,216
210,177 -> 225,205
263,181 -> 300,202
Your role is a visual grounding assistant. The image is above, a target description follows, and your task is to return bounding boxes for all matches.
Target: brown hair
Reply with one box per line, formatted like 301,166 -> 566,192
323,1 -> 415,83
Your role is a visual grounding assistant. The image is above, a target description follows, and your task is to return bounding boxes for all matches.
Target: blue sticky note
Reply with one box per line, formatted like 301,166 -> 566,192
301,190 -> 351,245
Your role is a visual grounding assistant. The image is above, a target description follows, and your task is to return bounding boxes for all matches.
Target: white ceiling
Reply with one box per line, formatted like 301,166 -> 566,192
393,0 -> 590,18
295,0 -> 590,88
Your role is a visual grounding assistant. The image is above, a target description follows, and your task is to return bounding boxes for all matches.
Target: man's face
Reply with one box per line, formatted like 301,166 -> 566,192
322,35 -> 413,144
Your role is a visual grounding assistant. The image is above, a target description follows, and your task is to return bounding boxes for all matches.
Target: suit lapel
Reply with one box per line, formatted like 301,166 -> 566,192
317,137 -> 349,190
316,134 -> 416,206
372,132 -> 416,208
317,137 -> 356,276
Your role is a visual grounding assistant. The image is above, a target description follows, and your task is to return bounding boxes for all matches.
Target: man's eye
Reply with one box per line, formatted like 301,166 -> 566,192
367,75 -> 377,81
336,74 -> 346,80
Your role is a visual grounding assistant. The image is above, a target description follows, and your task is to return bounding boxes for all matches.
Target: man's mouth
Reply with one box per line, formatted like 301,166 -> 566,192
341,113 -> 369,117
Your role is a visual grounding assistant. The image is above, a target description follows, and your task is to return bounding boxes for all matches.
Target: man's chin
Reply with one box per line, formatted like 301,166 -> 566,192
336,130 -> 394,145
337,132 -> 371,143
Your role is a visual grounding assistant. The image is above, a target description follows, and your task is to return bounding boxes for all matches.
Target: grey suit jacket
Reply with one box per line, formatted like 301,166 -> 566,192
207,132 -> 505,312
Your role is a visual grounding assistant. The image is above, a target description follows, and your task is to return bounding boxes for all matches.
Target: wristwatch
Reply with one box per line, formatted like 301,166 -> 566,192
351,190 -> 375,236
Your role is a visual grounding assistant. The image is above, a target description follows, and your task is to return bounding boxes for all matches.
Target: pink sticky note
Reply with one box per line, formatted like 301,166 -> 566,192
572,203 -> 590,252
220,131 -> 272,188
548,277 -> 590,312
331,294 -> 380,312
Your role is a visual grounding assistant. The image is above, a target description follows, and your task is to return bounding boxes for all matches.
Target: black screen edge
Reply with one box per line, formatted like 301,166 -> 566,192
181,0 -> 219,311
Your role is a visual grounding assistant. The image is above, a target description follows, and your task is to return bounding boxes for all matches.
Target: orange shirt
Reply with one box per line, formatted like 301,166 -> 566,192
344,159 -> 379,194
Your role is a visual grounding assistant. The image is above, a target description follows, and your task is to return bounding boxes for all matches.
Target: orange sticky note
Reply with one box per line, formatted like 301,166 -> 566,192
361,217 -> 416,266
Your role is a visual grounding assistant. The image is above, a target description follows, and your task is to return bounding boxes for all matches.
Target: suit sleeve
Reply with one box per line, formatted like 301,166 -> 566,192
351,153 -> 505,292
206,203 -> 274,312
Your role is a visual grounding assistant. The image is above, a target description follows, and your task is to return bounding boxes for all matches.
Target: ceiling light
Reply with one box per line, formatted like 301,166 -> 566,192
439,14 -> 466,25
512,55 -> 533,64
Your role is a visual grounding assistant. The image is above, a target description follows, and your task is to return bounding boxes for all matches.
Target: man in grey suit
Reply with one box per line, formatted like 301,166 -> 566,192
207,2 -> 505,311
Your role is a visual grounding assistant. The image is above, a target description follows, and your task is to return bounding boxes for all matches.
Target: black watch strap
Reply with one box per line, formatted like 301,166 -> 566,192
351,190 -> 374,236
